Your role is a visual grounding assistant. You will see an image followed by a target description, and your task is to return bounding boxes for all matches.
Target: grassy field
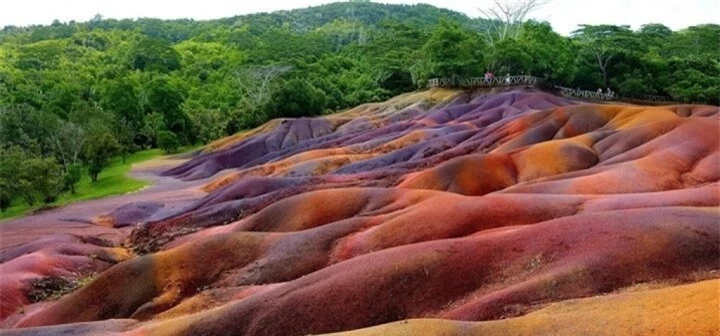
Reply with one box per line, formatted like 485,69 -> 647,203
0,149 -> 165,221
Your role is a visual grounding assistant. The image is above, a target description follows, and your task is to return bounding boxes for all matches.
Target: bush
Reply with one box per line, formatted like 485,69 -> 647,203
20,157 -> 64,204
157,130 -> 180,153
0,146 -> 29,209
63,164 -> 82,194
265,79 -> 327,119
84,131 -> 120,182
0,178 -> 11,212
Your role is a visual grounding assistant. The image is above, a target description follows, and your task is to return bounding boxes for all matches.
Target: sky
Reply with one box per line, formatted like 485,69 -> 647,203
1,0 -> 717,35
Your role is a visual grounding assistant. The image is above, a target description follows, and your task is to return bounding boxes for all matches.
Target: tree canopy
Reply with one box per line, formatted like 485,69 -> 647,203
0,1 -> 717,212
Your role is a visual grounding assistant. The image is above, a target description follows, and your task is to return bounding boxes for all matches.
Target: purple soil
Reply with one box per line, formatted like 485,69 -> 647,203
0,88 -> 718,335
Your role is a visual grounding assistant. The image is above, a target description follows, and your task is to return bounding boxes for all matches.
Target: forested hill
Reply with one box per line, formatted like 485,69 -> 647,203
1,2 -> 479,43
0,2 -> 718,212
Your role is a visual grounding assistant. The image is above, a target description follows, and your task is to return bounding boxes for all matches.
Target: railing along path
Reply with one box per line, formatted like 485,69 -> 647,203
428,76 -> 675,103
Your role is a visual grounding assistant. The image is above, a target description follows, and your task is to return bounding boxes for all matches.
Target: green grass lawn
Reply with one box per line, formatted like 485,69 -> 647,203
0,149 -> 165,221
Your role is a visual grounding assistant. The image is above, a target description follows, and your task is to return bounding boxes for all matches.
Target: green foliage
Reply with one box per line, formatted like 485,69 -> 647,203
1,147 -> 64,206
146,76 -> 190,142
157,131 -> 181,153
0,2 -> 715,219
0,105 -> 58,156
265,79 -> 328,119
101,78 -> 143,130
488,38 -> 532,75
0,146 -> 28,211
63,164 -> 82,194
141,112 -> 167,148
21,157 -> 64,204
0,2 -> 716,189
130,38 -> 181,72
1,149 -> 164,220
189,109 -> 229,144
517,21 -> 576,83
421,19 -> 484,81
84,130 -> 120,182
668,68 -> 720,104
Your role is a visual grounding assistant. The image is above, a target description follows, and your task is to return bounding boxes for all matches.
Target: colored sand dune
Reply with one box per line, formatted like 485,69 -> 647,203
0,88 -> 718,335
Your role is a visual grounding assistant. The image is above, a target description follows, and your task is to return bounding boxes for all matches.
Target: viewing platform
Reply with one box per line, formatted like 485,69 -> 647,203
427,75 -> 677,104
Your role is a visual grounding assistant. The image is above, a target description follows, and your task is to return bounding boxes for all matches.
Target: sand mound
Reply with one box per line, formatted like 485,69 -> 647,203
1,88 -> 718,335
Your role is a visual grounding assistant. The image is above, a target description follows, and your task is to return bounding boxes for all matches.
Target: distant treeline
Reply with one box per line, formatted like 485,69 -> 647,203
0,2 -> 718,210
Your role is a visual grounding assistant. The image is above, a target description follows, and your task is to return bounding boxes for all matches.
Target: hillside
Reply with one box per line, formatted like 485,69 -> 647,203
1,87 -> 717,335
2,2 -> 718,219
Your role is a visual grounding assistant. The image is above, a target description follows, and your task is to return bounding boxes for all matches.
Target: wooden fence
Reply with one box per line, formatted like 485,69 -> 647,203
427,76 -> 676,103
427,75 -> 541,88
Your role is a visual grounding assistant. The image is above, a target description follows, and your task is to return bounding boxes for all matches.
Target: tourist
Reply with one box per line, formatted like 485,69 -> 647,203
505,73 -> 511,84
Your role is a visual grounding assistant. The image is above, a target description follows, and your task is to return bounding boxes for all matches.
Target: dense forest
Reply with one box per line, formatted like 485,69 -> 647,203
0,1 -> 718,211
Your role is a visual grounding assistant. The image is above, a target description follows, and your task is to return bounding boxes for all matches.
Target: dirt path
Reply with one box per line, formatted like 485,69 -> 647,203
0,157 -> 218,251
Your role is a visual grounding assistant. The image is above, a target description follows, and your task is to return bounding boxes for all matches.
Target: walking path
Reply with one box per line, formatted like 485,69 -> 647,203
0,157 -> 215,250
427,75 -> 677,104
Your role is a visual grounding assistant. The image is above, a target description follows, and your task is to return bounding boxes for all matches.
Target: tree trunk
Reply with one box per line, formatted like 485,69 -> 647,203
600,67 -> 608,89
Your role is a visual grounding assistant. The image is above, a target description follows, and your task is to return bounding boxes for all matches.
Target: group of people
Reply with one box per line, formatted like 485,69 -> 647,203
484,71 -> 512,84
573,87 -> 616,99
596,87 -> 616,98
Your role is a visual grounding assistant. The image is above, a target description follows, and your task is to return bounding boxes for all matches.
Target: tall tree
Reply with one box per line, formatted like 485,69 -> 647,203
50,120 -> 86,171
101,78 -> 143,132
129,38 -> 182,73
421,19 -> 484,80
234,65 -> 292,127
517,21 -> 576,83
146,76 -> 189,141
477,0 -> 551,46
83,124 -> 120,182
572,24 -> 637,88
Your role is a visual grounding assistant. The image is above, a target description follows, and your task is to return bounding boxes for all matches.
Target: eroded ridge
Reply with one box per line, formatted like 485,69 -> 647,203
1,88 -> 718,335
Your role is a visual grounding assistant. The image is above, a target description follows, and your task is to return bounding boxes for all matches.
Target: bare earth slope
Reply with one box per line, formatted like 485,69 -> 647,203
1,87 -> 718,335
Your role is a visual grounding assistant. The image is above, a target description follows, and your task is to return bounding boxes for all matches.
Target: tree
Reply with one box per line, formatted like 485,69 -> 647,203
517,21 -> 576,84
234,65 -> 293,127
236,65 -> 293,110
146,76 -> 189,141
84,131 -> 120,182
114,117 -> 136,163
668,68 -> 720,104
189,109 -> 229,143
265,79 -> 328,119
421,19 -> 484,80
157,130 -> 180,153
638,23 -> 672,46
130,38 -> 182,73
317,19 -> 368,51
21,157 -> 64,203
63,163 -> 82,194
51,121 -> 85,171
662,24 -> 720,58
477,0 -> 551,46
141,112 -> 167,148
0,104 -> 59,157
487,38 -> 532,74
0,146 -> 28,211
572,25 -> 638,88
101,78 -> 143,131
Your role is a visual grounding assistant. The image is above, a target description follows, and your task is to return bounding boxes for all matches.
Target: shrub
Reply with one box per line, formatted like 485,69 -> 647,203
157,130 -> 180,153
63,164 -> 82,194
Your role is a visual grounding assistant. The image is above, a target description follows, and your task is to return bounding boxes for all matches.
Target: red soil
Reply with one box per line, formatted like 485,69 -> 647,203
1,88 -> 718,335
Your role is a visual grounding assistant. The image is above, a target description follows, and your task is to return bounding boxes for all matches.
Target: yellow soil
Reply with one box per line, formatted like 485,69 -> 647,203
323,279 -> 720,336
